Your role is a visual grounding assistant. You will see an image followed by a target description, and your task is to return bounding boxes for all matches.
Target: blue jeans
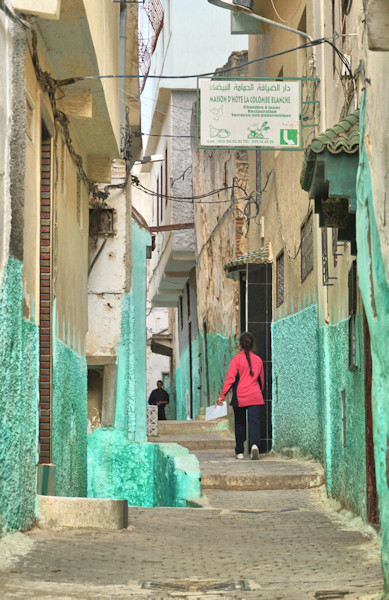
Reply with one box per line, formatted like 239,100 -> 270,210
233,405 -> 261,454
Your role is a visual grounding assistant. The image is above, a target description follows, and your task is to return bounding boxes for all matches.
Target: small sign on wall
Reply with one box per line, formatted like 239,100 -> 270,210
197,77 -> 302,150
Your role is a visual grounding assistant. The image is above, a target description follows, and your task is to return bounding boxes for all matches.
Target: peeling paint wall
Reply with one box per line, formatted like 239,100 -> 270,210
357,93 -> 389,593
0,257 -> 39,535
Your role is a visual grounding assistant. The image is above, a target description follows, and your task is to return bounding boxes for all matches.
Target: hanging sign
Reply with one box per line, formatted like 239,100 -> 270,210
198,78 -> 302,150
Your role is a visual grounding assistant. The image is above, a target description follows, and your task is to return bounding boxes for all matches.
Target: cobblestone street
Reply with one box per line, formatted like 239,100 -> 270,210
0,453 -> 383,600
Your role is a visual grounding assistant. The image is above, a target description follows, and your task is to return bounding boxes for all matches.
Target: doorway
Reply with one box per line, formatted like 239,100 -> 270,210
239,263 -> 273,453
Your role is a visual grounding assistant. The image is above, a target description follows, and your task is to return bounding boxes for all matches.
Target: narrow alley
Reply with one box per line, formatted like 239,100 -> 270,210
1,0 -> 389,599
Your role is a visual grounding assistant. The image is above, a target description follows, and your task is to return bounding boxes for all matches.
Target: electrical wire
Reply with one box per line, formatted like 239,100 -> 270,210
131,177 -> 249,204
269,0 -> 305,24
171,165 -> 192,187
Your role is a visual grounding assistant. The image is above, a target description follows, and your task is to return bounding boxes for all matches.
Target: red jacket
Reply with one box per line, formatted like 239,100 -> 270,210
219,350 -> 264,407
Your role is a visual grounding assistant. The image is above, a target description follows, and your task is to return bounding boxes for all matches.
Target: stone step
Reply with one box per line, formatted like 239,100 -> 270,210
201,472 -> 324,491
194,450 -> 325,492
148,432 -> 235,451
157,418 -> 230,436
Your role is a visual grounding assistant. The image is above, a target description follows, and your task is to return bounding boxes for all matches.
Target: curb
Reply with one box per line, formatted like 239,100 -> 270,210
37,495 -> 128,530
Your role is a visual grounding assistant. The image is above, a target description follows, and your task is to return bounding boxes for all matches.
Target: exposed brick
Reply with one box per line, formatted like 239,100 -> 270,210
41,253 -> 50,260
39,389 -> 50,396
39,444 -> 50,451
40,417 -> 50,424
39,430 -> 50,437
40,349 -> 50,356
41,240 -> 50,247
40,403 -> 50,410
40,336 -> 51,343
41,158 -> 51,165
41,172 -> 51,179
39,457 -> 50,464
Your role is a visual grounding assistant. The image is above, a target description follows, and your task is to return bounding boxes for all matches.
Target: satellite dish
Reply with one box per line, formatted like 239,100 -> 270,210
208,0 -> 253,12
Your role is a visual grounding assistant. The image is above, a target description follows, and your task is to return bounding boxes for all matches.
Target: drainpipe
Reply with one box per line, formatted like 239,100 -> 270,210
119,1 -> 127,149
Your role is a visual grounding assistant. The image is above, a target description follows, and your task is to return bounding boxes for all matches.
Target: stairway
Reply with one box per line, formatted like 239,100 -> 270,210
148,418 -> 235,451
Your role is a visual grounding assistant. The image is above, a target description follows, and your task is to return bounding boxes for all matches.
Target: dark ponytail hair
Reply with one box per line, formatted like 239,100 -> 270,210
240,331 -> 254,376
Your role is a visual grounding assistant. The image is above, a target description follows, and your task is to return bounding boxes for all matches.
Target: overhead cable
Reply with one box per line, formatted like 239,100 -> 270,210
131,177 -> 248,204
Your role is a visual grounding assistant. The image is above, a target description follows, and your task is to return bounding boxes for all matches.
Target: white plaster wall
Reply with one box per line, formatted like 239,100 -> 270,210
86,161 -> 129,358
0,11 -> 12,275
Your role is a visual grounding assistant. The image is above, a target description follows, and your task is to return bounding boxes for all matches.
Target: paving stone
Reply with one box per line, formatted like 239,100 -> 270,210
0,489 -> 382,599
0,451 -> 382,599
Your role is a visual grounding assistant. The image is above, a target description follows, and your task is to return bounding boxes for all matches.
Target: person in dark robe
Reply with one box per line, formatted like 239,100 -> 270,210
148,380 -> 169,420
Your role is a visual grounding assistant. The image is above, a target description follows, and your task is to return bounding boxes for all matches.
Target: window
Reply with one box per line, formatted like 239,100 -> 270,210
301,211 -> 314,282
322,228 -> 337,287
332,228 -> 339,268
276,251 -> 284,307
348,260 -> 358,370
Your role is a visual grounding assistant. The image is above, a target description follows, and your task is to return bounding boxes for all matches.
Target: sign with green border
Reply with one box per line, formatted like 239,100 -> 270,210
197,77 -> 319,151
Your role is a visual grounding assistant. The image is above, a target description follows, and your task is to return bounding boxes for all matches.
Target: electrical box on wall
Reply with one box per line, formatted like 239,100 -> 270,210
89,208 -> 115,237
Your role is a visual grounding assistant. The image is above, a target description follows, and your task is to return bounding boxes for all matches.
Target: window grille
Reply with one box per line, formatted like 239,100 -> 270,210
276,251 -> 284,307
138,0 -> 164,93
301,211 -> 314,282
322,228 -> 337,286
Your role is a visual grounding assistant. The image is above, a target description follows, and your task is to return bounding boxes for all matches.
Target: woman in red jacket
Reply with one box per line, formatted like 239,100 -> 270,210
216,331 -> 264,460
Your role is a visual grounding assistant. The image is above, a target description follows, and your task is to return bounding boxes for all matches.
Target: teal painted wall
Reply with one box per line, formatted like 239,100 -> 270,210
356,93 -> 389,594
201,332 -> 236,406
319,317 -> 367,519
88,223 -> 201,506
115,223 -> 148,442
0,257 -> 39,535
88,430 -> 156,506
272,304 -> 323,460
155,444 -> 201,507
173,335 -> 201,420
88,434 -> 201,507
52,334 -> 88,498
272,304 -> 367,519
